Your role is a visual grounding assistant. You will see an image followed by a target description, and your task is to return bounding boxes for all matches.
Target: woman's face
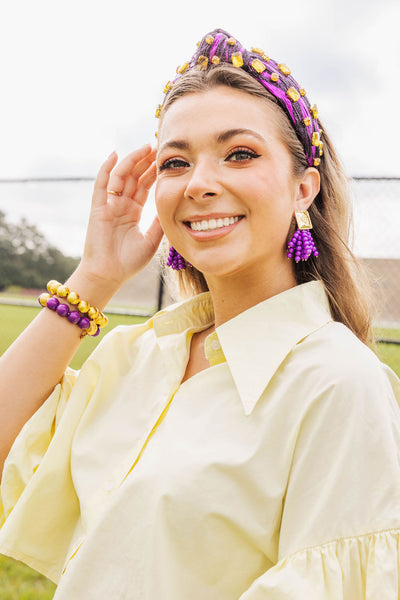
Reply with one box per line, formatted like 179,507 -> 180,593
155,87 -> 307,282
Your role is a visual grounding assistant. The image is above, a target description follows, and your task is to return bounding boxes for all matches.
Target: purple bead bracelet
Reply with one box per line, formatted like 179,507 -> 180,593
38,293 -> 100,337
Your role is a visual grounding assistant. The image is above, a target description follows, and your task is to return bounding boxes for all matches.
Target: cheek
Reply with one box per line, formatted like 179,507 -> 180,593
155,181 -> 180,238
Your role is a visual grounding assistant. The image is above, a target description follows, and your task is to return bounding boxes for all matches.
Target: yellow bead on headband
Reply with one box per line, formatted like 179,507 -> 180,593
158,28 -> 323,168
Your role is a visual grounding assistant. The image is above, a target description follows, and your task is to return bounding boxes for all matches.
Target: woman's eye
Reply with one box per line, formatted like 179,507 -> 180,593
159,158 -> 188,171
226,149 -> 261,162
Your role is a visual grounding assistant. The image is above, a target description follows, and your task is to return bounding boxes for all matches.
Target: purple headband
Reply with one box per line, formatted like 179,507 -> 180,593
156,28 -> 323,168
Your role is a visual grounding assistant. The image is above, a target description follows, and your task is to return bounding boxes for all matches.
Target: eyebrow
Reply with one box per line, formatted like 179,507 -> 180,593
158,128 -> 265,154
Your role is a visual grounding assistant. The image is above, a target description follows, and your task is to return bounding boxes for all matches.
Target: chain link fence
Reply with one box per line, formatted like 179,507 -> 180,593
351,178 -> 400,329
0,177 -> 399,327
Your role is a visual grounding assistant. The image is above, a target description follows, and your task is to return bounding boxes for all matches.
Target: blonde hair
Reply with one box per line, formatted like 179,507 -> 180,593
158,64 -> 375,345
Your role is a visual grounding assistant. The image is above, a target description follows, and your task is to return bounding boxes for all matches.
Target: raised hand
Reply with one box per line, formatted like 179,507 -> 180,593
78,145 -> 164,292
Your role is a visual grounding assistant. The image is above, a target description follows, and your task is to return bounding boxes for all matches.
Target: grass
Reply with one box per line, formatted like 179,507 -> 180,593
0,305 -> 147,370
0,305 -> 399,598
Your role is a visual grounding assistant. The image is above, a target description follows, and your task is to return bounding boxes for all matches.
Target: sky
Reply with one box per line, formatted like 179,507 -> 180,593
1,0 -> 399,183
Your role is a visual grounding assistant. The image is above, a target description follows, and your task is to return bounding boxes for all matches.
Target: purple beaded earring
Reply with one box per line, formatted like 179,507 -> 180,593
287,210 -> 319,262
166,246 -> 190,270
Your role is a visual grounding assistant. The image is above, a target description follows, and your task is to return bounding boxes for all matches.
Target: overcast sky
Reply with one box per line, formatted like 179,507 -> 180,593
1,0 -> 399,181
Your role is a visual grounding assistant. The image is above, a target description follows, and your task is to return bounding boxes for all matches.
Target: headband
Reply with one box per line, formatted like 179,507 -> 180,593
156,28 -> 323,168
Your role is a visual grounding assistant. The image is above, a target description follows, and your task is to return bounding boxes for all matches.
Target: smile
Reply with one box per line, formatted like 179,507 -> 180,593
187,216 -> 243,231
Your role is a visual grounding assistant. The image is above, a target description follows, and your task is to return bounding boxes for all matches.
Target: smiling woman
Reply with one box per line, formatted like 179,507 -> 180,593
1,28 -> 400,600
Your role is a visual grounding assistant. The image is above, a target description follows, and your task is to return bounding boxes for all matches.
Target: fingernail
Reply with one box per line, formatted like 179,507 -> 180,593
107,151 -> 116,159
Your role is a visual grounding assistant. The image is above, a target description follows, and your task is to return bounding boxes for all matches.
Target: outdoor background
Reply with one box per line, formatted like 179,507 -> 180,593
0,0 -> 399,597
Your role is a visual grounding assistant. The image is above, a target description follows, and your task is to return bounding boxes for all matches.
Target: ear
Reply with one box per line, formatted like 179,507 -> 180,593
294,167 -> 320,212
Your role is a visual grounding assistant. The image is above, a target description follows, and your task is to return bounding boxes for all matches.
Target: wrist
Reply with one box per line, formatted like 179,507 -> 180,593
65,267 -> 122,311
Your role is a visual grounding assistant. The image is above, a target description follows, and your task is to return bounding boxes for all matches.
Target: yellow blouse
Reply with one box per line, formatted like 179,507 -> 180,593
1,281 -> 400,599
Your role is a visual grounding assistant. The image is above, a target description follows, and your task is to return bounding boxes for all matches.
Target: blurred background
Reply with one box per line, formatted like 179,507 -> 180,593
0,1 -> 399,596
0,0 -> 399,323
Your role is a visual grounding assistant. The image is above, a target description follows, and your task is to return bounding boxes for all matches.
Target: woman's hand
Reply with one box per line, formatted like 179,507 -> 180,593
77,145 -> 164,293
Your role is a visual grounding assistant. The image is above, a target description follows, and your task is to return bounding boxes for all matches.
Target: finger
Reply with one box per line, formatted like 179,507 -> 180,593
92,152 -> 118,206
144,215 -> 164,253
124,149 -> 157,197
108,145 -> 153,194
134,163 -> 157,207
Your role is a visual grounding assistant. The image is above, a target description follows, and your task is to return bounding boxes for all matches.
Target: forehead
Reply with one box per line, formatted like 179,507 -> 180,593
158,87 -> 282,144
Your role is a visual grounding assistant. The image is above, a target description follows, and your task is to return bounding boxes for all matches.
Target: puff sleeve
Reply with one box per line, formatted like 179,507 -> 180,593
0,368 -> 77,525
0,367 -> 84,581
239,347 -> 400,599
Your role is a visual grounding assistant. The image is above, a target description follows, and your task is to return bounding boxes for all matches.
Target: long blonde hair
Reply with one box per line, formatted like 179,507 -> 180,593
158,64 -> 374,345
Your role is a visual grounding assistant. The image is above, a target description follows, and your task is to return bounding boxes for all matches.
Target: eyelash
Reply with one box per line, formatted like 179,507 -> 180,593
159,147 -> 261,171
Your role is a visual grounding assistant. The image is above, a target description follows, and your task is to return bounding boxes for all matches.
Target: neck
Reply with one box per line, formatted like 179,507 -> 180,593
204,260 -> 297,327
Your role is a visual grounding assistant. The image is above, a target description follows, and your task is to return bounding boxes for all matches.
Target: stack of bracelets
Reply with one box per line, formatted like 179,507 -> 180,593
38,280 -> 109,338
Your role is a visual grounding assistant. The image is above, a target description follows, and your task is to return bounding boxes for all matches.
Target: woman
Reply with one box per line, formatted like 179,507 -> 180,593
0,29 -> 399,599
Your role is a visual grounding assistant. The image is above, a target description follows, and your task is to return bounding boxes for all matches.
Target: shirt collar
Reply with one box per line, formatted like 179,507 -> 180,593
153,281 -> 332,415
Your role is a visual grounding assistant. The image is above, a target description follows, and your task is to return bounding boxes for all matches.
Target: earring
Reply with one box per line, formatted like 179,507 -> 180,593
287,210 -> 319,262
166,246 -> 190,270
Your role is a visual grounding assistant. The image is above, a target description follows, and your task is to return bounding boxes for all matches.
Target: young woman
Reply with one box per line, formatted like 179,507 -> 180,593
1,29 -> 399,599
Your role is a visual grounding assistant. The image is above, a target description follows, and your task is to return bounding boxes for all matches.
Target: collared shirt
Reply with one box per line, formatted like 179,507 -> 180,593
1,280 -> 400,599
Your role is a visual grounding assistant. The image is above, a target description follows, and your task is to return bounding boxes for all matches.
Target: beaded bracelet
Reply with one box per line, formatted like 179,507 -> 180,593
38,292 -> 101,337
46,280 -> 108,328
38,280 -> 109,338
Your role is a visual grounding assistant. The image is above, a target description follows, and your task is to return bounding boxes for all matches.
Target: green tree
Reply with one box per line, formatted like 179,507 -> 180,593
0,211 -> 79,290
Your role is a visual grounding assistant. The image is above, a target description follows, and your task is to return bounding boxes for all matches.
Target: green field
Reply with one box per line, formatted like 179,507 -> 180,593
0,304 -> 399,598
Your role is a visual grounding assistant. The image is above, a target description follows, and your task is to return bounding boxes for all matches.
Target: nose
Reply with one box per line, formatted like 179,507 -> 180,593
184,159 -> 223,202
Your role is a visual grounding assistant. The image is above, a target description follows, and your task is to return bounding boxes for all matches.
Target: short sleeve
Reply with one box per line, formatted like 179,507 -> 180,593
239,529 -> 400,599
0,367 -> 83,583
0,367 -> 77,524
241,333 -> 400,599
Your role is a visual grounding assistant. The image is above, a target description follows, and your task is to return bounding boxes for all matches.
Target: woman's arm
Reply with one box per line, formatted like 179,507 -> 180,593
0,146 -> 163,478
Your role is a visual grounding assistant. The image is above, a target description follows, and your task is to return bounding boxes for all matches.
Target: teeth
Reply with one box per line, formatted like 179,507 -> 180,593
189,216 -> 241,231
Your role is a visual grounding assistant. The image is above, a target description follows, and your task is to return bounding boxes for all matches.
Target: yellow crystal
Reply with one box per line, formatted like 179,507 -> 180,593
311,104 -> 318,119
177,62 -> 189,74
232,52 -> 244,68
227,37 -> 236,46
251,47 -> 264,55
300,88 -> 306,96
312,132 -> 320,146
155,105 -> 162,119
262,54 -> 270,62
197,55 -> 208,70
163,81 -> 173,93
251,59 -> 266,73
314,158 -> 321,167
303,117 -> 311,127
278,63 -> 291,76
205,35 -> 214,44
270,72 -> 279,82
211,56 -> 220,65
286,87 -> 300,102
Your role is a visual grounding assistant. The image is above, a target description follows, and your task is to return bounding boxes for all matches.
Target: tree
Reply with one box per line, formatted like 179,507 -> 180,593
0,211 -> 79,290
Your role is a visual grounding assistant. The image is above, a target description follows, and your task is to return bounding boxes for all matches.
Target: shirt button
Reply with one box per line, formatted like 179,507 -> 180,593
211,339 -> 221,350
104,480 -> 114,492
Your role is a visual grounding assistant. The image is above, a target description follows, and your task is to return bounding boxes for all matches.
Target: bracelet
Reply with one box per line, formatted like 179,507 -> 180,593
46,280 -> 108,328
38,293 -> 101,337
38,280 -> 109,338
